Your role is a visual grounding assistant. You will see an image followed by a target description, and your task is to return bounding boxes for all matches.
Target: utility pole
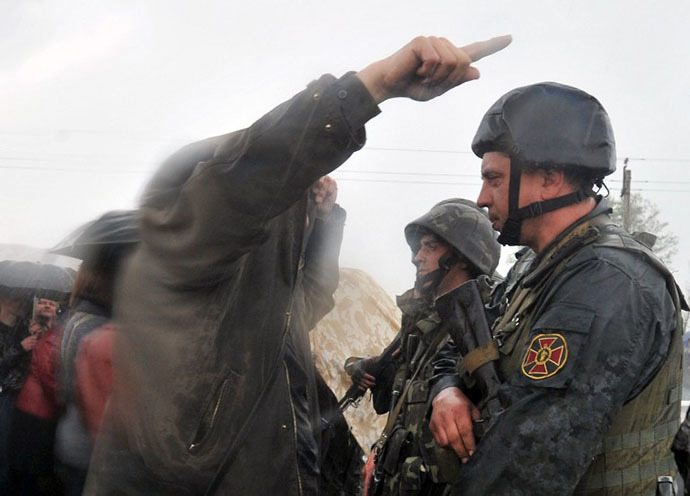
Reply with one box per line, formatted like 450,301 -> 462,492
621,158 -> 632,231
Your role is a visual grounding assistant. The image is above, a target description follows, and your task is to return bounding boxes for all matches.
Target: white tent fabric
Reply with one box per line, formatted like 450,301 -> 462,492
311,268 -> 401,451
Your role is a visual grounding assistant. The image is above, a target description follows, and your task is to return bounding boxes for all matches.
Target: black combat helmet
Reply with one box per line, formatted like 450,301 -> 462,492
405,198 -> 500,277
472,82 -> 616,245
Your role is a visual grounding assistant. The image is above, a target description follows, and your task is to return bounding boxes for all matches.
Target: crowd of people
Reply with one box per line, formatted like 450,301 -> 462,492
0,211 -> 138,495
1,33 -> 689,496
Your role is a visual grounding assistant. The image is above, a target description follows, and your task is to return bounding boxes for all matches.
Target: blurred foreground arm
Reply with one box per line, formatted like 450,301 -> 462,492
357,35 -> 512,103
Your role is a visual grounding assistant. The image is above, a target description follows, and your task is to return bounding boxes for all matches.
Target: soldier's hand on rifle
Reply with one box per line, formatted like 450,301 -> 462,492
429,386 -> 481,463
356,35 -> 512,104
345,357 -> 377,391
357,371 -> 376,391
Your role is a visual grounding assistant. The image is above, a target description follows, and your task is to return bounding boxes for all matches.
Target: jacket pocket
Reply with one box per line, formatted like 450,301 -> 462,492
187,377 -> 231,454
513,302 -> 595,389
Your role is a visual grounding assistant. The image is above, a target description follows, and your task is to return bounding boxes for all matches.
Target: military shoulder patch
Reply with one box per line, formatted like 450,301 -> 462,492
521,333 -> 568,380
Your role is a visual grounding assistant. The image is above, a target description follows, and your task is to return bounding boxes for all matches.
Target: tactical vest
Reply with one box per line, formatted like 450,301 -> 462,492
373,307 -> 456,496
487,220 -> 684,495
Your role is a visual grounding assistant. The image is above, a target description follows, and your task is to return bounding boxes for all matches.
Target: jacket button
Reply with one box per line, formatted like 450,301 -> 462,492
312,92 -> 320,100
324,123 -> 333,131
337,89 -> 347,99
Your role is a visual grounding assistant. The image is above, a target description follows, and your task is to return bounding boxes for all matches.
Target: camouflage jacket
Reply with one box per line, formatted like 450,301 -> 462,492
452,200 -> 683,495
367,289 -> 460,416
369,290 -> 462,495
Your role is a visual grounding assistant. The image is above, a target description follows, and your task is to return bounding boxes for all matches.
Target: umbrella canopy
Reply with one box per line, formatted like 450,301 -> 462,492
0,260 -> 75,299
52,210 -> 139,260
0,244 -> 81,271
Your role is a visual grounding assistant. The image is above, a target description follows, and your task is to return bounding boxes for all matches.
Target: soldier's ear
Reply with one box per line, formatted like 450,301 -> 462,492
542,169 -> 567,198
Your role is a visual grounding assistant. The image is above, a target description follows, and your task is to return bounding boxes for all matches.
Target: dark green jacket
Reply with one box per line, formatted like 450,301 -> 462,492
85,73 -> 379,495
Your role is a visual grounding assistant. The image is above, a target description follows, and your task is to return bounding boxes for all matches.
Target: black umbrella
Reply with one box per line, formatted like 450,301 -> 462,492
52,210 -> 140,260
0,260 -> 75,298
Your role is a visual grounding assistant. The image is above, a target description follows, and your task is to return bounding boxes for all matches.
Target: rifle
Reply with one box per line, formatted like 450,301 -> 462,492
435,278 -> 504,433
339,341 -> 400,411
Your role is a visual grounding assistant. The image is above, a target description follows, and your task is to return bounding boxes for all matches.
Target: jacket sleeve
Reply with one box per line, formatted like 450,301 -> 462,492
370,332 -> 403,415
75,325 -> 114,439
0,337 -> 24,373
428,337 -> 462,399
297,204 -> 347,332
35,329 -> 60,412
0,326 -> 28,386
452,258 -> 677,494
138,73 -> 379,287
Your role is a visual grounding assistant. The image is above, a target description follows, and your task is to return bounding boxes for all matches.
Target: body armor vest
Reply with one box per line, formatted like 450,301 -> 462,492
374,303 -> 455,496
490,220 -> 684,495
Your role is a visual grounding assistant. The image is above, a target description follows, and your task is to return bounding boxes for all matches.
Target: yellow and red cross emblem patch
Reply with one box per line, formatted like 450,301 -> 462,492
521,333 -> 568,380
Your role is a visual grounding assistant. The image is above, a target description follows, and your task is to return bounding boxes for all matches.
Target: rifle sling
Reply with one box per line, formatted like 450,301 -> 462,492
376,321 -> 451,449
458,340 -> 500,376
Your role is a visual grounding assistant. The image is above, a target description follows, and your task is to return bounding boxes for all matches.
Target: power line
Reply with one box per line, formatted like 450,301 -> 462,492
631,188 -> 690,193
4,160 -> 690,185
338,169 -> 478,178
361,147 -> 690,163
334,177 -> 481,186
365,146 -> 475,155
0,164 -> 149,174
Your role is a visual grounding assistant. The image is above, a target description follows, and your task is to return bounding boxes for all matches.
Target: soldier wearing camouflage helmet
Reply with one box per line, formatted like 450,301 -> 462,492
429,82 -> 686,495
344,198 -> 500,496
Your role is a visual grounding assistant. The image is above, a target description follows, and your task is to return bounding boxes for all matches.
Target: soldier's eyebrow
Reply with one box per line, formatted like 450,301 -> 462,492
481,168 -> 501,180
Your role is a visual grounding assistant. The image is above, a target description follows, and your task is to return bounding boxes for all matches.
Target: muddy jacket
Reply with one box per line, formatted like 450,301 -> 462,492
85,73 -> 379,495
452,200 -> 684,495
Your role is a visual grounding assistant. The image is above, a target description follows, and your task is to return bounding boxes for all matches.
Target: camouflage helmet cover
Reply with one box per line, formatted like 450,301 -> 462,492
471,82 -> 616,177
405,199 -> 500,276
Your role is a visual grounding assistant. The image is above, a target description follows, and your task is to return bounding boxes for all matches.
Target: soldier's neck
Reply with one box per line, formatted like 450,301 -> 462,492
525,197 -> 597,254
435,266 -> 471,298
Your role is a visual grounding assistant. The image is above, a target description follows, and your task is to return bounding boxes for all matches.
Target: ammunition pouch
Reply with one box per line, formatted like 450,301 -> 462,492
380,426 -> 411,476
418,427 -> 462,484
399,456 -> 425,493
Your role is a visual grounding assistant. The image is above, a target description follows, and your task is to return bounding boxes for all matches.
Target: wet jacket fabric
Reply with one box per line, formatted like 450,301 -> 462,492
10,324 -> 62,478
15,323 -> 61,420
0,321 -> 30,392
0,320 -> 30,492
56,299 -> 111,470
452,200 -> 683,495
74,322 -> 114,438
85,72 -> 379,495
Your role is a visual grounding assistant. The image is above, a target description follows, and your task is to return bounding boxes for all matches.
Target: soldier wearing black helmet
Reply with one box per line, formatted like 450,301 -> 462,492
345,198 -> 500,496
430,82 -> 686,495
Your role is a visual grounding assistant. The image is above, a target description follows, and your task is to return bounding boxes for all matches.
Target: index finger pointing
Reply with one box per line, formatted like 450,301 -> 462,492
461,34 -> 512,62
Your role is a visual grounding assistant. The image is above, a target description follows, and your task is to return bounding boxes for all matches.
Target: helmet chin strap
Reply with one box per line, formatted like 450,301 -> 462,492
496,158 -> 524,246
413,252 -> 459,295
497,160 -> 597,246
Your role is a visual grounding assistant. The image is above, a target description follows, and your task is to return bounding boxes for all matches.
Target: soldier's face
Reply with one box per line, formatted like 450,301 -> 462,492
477,152 -> 544,235
413,234 -> 449,279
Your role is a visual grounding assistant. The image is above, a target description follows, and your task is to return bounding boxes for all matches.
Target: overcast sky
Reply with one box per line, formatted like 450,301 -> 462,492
1,0 -> 689,297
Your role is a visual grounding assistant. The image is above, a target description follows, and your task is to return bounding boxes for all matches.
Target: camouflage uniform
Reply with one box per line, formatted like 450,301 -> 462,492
448,83 -> 686,495
362,200 -> 500,496
368,291 -> 462,496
